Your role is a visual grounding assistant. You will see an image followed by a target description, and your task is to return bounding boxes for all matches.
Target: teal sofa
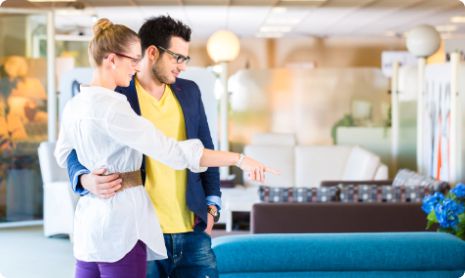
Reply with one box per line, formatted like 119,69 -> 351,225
212,232 -> 465,277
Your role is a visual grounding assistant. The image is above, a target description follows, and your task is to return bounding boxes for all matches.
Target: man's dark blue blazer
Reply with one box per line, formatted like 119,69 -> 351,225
66,77 -> 221,230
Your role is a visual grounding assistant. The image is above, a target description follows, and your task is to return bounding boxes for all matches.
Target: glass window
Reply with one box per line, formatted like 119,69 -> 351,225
0,12 -> 49,223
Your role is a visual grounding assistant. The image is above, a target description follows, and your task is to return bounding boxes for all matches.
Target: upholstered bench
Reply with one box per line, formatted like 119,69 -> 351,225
212,232 -> 465,277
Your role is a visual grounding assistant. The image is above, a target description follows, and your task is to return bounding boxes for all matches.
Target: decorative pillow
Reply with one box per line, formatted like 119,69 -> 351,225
258,184 -> 432,203
259,186 -> 338,203
392,169 -> 450,193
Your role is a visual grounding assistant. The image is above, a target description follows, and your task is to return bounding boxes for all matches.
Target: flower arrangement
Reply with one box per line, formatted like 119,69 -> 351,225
422,183 -> 465,240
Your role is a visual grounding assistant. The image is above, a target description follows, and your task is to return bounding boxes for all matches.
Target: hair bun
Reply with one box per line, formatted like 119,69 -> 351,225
93,18 -> 113,36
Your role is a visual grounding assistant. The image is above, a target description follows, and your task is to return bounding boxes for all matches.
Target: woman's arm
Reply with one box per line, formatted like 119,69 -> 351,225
106,100 -> 277,182
200,149 -> 278,183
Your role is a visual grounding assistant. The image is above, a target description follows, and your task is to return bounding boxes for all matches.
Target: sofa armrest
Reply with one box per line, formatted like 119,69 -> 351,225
320,180 -> 393,187
251,202 -> 427,234
374,163 -> 388,180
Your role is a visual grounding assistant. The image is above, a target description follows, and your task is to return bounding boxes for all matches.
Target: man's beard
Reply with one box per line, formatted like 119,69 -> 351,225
151,61 -> 174,85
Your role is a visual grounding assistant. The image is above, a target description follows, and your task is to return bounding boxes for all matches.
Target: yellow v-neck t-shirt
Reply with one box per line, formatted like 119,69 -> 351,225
135,78 -> 194,233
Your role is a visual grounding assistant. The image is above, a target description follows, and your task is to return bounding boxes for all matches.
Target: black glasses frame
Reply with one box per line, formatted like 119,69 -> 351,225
157,46 -> 191,65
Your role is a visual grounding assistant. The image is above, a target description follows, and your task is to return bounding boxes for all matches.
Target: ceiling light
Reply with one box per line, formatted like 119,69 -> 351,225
271,7 -> 287,14
207,30 -> 241,63
450,16 -> 465,23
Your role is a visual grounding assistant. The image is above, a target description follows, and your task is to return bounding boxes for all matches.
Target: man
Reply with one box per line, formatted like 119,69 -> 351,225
66,15 -> 221,278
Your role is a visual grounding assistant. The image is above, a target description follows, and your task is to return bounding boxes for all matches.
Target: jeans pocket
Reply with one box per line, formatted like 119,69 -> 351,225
201,230 -> 212,239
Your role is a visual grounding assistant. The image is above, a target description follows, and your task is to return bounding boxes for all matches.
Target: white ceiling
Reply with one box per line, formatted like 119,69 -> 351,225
2,0 -> 465,40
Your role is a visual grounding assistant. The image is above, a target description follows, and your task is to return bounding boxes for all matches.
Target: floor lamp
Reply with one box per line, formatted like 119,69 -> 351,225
405,24 -> 440,175
206,30 -> 240,180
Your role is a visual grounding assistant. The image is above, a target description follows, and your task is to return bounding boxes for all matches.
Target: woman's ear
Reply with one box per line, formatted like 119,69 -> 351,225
105,53 -> 117,70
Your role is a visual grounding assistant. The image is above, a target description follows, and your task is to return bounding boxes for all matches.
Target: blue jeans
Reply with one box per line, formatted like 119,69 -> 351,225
146,230 -> 218,278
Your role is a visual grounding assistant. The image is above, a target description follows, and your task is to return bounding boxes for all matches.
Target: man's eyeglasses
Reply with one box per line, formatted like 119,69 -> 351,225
114,52 -> 141,65
157,46 -> 191,65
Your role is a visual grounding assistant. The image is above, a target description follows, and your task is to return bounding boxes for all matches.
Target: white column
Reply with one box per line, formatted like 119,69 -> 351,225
391,61 -> 400,175
416,57 -> 426,174
219,62 -> 230,179
47,11 -> 56,142
450,52 -> 460,182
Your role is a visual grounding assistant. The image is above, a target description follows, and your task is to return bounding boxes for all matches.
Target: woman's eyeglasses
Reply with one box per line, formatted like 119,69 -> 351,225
114,53 -> 141,65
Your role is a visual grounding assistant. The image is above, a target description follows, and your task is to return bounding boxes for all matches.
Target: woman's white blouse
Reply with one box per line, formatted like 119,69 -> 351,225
54,85 -> 206,262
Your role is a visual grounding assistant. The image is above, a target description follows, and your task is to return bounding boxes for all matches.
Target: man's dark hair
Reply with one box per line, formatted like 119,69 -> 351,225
138,15 -> 191,54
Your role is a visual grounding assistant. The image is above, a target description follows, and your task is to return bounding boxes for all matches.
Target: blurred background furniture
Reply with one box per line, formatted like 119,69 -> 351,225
212,232 -> 465,277
219,132 -> 388,231
251,202 -> 426,234
37,141 -> 78,238
242,132 -> 388,188
251,170 -> 449,233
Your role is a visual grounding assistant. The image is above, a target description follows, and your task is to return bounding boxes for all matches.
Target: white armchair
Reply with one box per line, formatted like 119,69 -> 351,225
38,141 -> 78,238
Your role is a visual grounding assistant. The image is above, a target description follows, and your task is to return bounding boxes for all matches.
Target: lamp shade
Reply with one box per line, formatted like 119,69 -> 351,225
405,25 -> 441,58
207,30 -> 240,63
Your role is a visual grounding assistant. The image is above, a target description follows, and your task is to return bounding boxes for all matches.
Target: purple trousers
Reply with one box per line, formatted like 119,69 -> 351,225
75,240 -> 147,278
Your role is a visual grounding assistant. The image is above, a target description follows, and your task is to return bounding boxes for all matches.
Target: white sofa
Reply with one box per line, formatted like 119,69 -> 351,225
243,133 -> 388,187
38,141 -> 78,238
219,133 -> 388,231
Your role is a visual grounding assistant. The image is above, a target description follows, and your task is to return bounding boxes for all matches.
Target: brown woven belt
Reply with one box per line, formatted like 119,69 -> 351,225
116,170 -> 143,192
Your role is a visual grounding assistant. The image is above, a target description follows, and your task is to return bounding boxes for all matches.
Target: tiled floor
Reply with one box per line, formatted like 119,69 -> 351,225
0,225 -> 247,278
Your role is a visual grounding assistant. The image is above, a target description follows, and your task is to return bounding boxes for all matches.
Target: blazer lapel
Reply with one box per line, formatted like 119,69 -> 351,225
171,80 -> 192,139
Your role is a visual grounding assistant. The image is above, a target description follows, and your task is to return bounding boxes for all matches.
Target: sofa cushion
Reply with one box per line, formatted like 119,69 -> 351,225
295,145 -> 352,187
342,146 -> 380,180
244,145 -> 294,187
213,232 -> 465,275
393,169 -> 450,192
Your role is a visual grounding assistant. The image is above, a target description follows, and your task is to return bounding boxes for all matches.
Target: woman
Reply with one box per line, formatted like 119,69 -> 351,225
54,18 -> 275,278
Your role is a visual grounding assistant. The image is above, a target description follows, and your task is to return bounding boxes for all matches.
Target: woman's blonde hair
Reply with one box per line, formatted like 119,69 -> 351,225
88,18 -> 139,66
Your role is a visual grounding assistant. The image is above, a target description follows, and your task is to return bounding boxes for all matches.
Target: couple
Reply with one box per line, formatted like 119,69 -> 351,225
55,16 -> 276,278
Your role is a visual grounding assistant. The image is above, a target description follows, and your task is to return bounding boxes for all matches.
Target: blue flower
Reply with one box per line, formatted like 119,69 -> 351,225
451,183 -> 465,198
422,192 -> 444,214
434,199 -> 465,229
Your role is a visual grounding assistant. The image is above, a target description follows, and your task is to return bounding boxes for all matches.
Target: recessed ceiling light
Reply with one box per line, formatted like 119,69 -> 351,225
450,16 -> 465,23
271,7 -> 287,14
